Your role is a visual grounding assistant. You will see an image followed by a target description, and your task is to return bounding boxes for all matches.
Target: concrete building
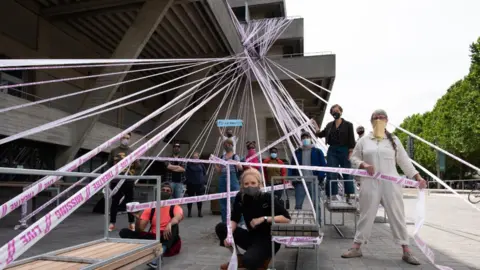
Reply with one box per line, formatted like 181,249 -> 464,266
0,0 -> 335,179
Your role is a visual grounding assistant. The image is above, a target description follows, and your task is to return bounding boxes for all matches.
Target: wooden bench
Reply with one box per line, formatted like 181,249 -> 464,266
6,238 -> 162,270
271,210 -> 320,237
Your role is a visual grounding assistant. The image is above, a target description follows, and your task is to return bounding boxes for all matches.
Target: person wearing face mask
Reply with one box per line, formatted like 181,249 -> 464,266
341,109 -> 427,265
356,126 -> 365,140
219,127 -> 239,154
119,183 -> 184,268
165,143 -> 186,199
244,141 -> 260,171
215,139 -> 243,223
288,131 -> 326,212
185,152 -> 206,218
215,169 -> 291,270
312,104 -> 356,204
262,147 -> 287,199
107,132 -> 141,232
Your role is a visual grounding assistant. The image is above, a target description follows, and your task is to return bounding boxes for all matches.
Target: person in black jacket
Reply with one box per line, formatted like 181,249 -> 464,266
107,132 -> 141,232
185,152 -> 206,218
215,169 -> 291,270
312,104 -> 356,203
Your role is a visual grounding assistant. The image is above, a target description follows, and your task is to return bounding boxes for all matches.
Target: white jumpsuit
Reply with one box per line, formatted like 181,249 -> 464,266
351,132 -> 418,246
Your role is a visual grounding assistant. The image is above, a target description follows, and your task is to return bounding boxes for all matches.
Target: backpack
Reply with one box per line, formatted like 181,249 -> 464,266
149,206 -> 182,257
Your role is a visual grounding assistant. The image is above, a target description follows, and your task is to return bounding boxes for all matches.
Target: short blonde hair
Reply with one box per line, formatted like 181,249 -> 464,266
240,169 -> 264,189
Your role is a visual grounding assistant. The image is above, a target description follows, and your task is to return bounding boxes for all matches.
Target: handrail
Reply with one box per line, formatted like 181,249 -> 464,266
0,167 -> 159,180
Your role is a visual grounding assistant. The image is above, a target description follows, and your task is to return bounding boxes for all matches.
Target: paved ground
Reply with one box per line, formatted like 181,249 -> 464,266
0,191 -> 479,270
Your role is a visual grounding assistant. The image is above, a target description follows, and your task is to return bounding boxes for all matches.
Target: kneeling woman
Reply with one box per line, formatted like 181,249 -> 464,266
215,169 -> 291,270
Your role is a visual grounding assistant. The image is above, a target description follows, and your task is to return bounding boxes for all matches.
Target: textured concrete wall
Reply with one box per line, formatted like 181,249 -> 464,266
0,0 -> 156,148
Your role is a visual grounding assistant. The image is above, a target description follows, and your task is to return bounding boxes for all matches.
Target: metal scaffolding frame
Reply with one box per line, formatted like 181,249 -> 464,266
0,167 -> 163,270
270,176 -> 321,270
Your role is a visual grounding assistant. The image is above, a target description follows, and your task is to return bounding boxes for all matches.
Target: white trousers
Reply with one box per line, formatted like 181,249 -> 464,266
354,178 -> 409,245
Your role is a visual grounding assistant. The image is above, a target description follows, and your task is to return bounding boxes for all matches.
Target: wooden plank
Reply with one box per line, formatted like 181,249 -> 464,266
6,260 -> 88,270
96,244 -> 161,270
59,242 -> 116,258
61,242 -> 142,260
7,241 -> 157,270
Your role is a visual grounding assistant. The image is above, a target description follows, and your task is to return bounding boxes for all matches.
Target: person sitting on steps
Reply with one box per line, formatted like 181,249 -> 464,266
215,169 -> 291,270
119,182 -> 183,269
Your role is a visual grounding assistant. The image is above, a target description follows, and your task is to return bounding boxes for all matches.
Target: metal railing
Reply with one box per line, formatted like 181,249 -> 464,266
1,166 -> 163,269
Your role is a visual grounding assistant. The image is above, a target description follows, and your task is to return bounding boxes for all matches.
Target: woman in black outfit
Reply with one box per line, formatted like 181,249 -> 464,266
215,169 -> 291,270
185,152 -> 206,217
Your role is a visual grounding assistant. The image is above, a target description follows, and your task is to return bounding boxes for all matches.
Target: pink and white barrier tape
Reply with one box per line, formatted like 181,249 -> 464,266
126,182 -> 293,212
0,69 -> 242,268
272,235 -> 323,247
412,191 -> 452,270
0,61 -> 228,221
141,156 -> 420,188
149,157 -> 453,269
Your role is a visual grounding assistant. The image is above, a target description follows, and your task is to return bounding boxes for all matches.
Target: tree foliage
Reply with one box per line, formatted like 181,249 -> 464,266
395,37 -> 480,180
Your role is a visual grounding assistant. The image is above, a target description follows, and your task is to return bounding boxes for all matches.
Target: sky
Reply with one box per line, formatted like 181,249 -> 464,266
285,0 -> 480,132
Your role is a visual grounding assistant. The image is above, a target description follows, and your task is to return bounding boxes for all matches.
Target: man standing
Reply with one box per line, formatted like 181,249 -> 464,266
108,132 -> 140,232
312,104 -> 356,204
262,147 -> 287,199
356,126 -> 365,140
165,143 -> 186,199
288,131 -> 326,211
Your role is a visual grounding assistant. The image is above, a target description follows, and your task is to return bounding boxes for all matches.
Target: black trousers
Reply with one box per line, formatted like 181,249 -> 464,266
110,181 -> 134,224
215,222 -> 280,270
119,229 -> 157,240
119,226 -> 179,250
186,184 -> 205,213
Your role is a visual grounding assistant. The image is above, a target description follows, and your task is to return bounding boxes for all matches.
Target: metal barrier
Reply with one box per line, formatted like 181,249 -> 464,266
323,179 -> 358,239
0,167 -> 159,230
270,176 -> 320,270
0,167 -> 163,270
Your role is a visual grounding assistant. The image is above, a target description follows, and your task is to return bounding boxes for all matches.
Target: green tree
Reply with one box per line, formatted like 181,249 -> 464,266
395,38 -> 480,180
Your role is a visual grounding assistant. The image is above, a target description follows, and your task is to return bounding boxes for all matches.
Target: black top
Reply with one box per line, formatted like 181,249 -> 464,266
186,163 -> 206,185
231,192 -> 291,236
316,119 -> 355,149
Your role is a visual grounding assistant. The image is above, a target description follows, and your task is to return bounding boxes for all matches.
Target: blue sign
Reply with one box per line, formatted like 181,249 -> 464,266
437,151 -> 446,173
217,119 -> 243,127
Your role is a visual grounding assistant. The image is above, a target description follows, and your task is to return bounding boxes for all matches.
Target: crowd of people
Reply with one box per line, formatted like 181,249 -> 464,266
102,105 -> 428,269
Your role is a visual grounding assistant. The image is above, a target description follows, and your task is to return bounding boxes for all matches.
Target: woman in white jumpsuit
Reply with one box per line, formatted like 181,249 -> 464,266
341,109 -> 427,265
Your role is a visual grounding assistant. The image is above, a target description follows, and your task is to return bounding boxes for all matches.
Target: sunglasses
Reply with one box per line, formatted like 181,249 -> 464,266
372,115 -> 387,120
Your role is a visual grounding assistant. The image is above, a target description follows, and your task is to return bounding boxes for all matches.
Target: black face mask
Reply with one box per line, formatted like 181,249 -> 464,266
332,112 -> 341,120
357,131 -> 364,136
173,149 -> 180,154
243,187 -> 261,198
226,133 -> 233,137
161,191 -> 171,200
